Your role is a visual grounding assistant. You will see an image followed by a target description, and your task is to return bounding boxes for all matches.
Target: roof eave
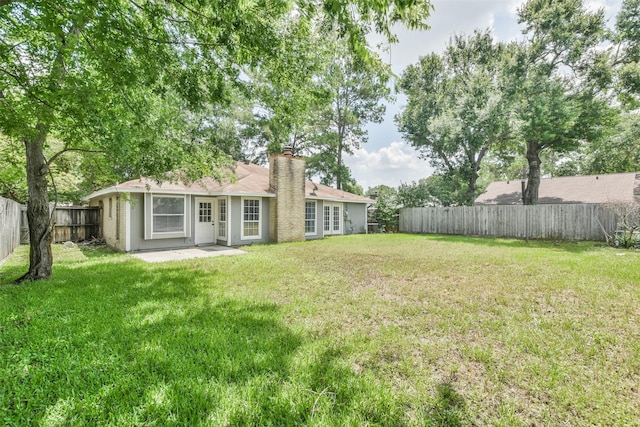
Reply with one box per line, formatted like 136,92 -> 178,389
305,195 -> 372,204
86,187 -> 276,199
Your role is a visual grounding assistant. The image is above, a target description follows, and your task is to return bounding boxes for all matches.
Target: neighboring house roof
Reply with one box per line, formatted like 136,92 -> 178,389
475,172 -> 640,205
87,161 -> 372,204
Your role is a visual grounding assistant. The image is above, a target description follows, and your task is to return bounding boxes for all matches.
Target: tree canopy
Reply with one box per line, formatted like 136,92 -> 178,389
396,30 -> 510,205
615,0 -> 640,109
509,0 -> 608,204
305,40 -> 390,190
395,0 -> 638,207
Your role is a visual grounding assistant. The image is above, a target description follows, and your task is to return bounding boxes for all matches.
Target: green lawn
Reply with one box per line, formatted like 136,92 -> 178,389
1,234 -> 639,426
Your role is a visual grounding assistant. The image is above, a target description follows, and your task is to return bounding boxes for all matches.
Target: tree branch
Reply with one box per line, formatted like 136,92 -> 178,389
128,0 -> 191,24
47,147 -> 106,166
0,66 -> 55,109
168,0 -> 216,22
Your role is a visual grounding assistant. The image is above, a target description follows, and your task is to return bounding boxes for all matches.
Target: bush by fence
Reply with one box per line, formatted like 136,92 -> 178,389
399,204 -> 618,241
1,197 -> 21,263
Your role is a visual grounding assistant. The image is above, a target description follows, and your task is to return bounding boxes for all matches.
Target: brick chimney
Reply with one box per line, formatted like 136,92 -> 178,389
269,146 -> 306,243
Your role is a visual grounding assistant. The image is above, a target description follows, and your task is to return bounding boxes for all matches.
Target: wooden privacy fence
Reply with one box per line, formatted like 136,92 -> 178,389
20,206 -> 101,244
1,197 -> 21,263
399,204 -> 618,241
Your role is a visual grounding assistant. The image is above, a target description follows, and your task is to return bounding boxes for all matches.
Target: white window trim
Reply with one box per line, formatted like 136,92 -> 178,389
125,199 -> 131,251
323,204 -> 331,235
323,203 -> 343,236
144,193 -> 191,240
305,200 -> 317,236
332,204 -> 343,234
217,196 -> 228,241
241,197 -> 262,240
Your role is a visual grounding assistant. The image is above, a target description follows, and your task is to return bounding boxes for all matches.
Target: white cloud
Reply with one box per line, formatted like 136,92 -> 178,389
585,0 -> 608,12
345,141 -> 432,190
507,0 -> 527,15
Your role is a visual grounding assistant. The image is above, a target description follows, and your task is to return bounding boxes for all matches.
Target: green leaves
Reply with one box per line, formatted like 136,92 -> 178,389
397,29 -> 509,205
307,41 -> 390,189
512,0 -> 609,204
1,0 -> 430,182
518,0 -> 605,71
0,134 -> 27,203
0,0 -> 434,190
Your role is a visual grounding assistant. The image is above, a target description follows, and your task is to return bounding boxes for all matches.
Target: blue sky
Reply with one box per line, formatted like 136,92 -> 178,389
345,0 -> 623,191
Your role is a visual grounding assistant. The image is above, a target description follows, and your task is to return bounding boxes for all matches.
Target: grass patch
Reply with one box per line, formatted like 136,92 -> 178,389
1,234 -> 639,425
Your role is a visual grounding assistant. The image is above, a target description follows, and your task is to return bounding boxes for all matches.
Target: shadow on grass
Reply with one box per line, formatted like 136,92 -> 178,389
0,252 -> 404,425
301,346 -> 410,425
422,233 -> 604,253
0,245 -> 122,284
1,257 -> 299,424
425,382 -> 468,427
76,244 -> 121,258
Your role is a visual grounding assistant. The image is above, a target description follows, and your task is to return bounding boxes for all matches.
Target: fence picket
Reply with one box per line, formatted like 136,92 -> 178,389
20,206 -> 101,244
399,204 -> 617,241
1,197 -> 21,263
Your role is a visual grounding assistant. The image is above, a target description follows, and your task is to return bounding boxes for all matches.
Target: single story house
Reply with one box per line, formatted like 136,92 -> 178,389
86,150 -> 372,252
475,172 -> 640,205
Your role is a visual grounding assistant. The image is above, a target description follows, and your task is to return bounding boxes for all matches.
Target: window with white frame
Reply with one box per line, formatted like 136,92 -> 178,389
198,201 -> 212,223
324,205 -> 331,232
322,203 -> 342,235
218,198 -> 227,239
332,205 -> 341,232
153,196 -> 186,233
144,194 -> 190,240
305,201 -> 316,235
242,198 -> 261,239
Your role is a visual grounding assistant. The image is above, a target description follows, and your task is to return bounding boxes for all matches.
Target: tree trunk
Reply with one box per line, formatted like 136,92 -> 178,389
18,125 -> 53,282
336,146 -> 342,191
467,164 -> 479,206
523,140 -> 541,205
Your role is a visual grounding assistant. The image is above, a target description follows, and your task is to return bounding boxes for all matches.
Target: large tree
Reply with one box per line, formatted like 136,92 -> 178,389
396,30 -> 510,205
246,34 -> 390,191
512,0 -> 607,205
0,0 -> 431,281
246,19 -> 334,159
306,41 -> 390,190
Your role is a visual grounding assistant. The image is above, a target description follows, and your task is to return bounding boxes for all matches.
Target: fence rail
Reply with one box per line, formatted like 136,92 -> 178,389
1,197 -> 21,263
399,204 -> 618,241
20,206 -> 101,244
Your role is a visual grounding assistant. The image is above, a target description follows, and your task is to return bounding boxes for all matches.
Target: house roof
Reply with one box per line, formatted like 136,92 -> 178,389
475,172 -> 640,205
87,161 -> 373,204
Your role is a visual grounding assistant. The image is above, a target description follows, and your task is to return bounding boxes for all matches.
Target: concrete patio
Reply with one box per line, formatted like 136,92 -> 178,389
131,245 -> 246,263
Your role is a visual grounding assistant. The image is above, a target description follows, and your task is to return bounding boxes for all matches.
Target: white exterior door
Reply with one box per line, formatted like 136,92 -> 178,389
194,197 -> 216,245
323,203 -> 342,235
